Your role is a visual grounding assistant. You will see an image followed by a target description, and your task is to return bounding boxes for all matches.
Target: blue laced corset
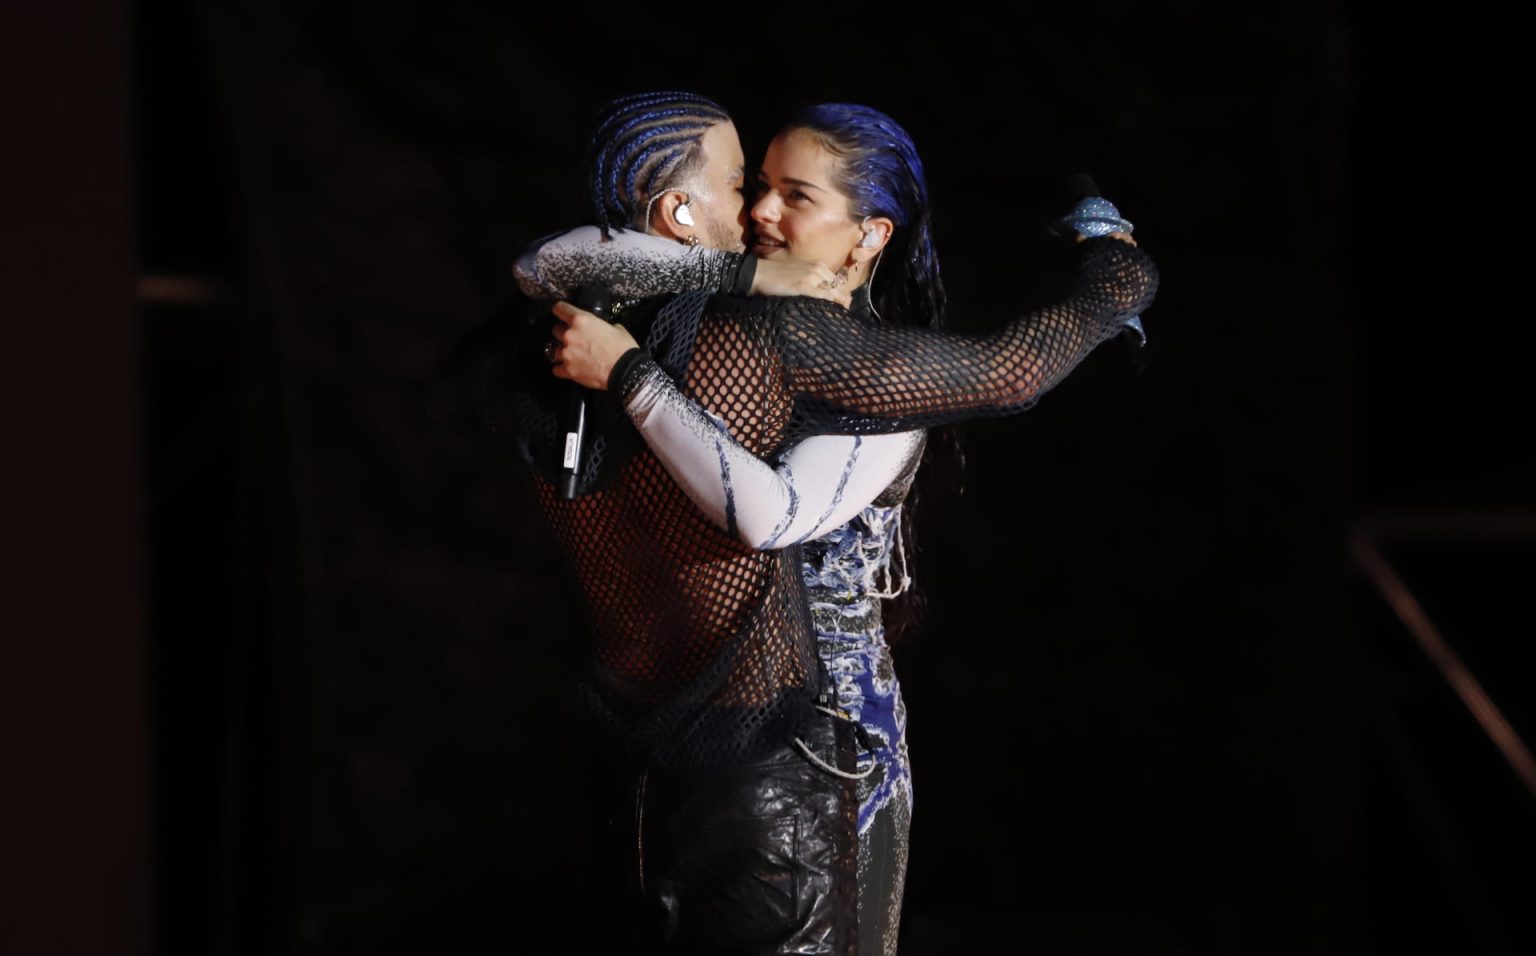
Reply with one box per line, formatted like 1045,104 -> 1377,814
802,503 -> 912,834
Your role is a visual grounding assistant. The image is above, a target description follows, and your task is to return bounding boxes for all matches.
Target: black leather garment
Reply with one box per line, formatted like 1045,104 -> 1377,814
633,710 -> 861,955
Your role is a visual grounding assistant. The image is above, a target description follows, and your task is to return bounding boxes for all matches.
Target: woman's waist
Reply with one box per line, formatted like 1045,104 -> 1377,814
806,588 -> 884,640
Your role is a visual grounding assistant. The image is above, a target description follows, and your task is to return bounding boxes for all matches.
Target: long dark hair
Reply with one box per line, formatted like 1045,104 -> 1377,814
783,104 -> 964,640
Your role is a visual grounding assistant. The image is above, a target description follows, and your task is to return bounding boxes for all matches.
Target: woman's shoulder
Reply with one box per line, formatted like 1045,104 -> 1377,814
705,292 -> 855,330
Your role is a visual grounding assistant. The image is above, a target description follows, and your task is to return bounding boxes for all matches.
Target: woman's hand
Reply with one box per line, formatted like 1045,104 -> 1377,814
751,257 -> 853,307
1078,230 -> 1138,247
550,300 -> 639,390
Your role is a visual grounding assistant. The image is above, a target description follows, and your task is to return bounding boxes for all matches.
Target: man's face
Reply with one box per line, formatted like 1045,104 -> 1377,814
685,122 -> 749,252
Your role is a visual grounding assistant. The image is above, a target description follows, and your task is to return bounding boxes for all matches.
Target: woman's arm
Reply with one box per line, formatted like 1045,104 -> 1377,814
555,240 -> 1150,535
559,236 -> 1157,438
623,359 -> 923,549
763,236 -> 1158,432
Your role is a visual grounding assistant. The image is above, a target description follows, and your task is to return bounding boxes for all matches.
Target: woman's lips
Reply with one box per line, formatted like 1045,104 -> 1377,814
752,236 -> 785,256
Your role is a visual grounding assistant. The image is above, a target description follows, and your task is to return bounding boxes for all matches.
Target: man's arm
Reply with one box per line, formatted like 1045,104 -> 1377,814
515,226 -> 750,301
624,355 -> 924,549
516,226 -> 851,305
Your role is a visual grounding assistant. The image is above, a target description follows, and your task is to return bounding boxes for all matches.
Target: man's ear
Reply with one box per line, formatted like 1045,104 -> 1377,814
648,190 -> 695,242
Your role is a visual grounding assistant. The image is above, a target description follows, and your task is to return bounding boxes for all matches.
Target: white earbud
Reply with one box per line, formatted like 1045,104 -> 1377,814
858,226 -> 880,248
674,202 -> 695,227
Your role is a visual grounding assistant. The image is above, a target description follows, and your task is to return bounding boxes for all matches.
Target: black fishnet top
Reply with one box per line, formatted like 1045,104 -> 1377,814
485,237 -> 1157,766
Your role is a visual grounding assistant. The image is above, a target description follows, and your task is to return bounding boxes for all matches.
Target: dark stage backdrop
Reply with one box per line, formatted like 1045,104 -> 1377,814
127,2 -> 1535,954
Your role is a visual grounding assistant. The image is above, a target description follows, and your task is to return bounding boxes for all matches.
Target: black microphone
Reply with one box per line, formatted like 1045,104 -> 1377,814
557,285 -> 612,500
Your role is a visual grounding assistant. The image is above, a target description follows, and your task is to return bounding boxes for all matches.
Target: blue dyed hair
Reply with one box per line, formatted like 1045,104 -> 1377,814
783,104 -> 947,330
787,105 -> 962,633
587,92 -> 731,237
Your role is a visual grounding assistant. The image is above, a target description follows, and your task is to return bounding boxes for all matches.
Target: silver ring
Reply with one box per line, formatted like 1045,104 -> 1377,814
544,339 -> 559,365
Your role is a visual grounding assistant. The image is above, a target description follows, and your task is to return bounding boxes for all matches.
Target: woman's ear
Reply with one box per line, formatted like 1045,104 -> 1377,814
851,216 -> 894,265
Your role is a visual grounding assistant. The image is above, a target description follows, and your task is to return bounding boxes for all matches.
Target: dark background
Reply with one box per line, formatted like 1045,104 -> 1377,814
8,1 -> 1534,953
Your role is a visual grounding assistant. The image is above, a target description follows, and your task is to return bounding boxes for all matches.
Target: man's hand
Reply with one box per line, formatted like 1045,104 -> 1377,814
751,257 -> 853,307
550,300 -> 639,390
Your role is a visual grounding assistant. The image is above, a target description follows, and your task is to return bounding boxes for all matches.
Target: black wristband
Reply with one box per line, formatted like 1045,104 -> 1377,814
608,347 -> 654,400
728,254 -> 758,296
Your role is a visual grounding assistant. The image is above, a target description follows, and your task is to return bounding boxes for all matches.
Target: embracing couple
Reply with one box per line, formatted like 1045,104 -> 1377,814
488,92 -> 1155,955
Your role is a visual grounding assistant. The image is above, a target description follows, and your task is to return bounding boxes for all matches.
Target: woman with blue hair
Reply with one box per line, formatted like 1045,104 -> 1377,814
508,96 -> 1149,954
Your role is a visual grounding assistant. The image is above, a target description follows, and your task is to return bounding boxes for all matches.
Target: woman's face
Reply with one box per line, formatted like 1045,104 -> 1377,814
750,129 -> 866,273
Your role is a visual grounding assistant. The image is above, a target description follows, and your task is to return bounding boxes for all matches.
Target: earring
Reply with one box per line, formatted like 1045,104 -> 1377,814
818,267 -> 850,291
681,234 -> 701,247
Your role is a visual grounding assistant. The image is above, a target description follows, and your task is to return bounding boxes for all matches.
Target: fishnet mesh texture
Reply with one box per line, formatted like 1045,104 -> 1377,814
490,237 -> 1156,767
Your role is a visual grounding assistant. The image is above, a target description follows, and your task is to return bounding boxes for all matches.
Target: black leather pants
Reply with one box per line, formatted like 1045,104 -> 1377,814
612,712 -> 862,955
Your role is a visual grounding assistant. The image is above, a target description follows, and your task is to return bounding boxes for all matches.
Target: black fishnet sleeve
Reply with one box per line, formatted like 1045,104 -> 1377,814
632,236 -> 1158,453
780,237 -> 1154,435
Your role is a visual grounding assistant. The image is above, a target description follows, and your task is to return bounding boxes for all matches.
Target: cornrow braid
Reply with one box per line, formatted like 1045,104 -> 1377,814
587,92 -> 731,237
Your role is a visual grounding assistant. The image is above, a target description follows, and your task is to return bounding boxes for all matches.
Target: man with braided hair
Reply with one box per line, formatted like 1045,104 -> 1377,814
586,91 -> 749,254
519,92 -> 850,310
485,92 -> 1156,954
